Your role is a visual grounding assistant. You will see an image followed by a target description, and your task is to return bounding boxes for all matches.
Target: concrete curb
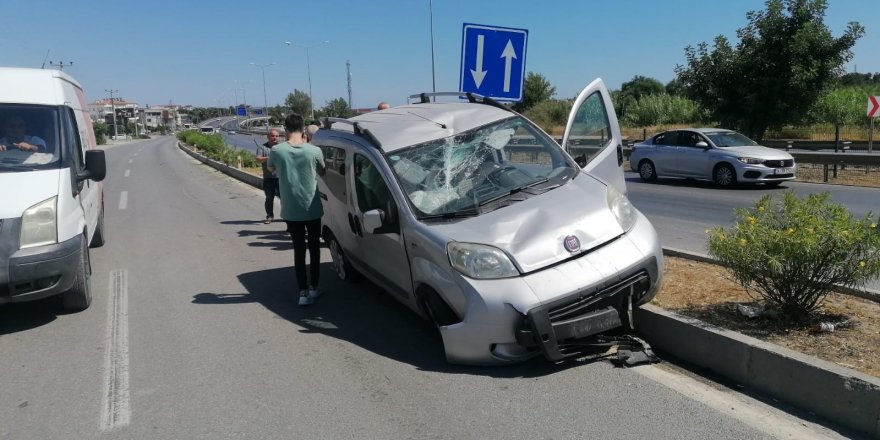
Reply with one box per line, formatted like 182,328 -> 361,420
178,142 -> 880,437
177,141 -> 263,189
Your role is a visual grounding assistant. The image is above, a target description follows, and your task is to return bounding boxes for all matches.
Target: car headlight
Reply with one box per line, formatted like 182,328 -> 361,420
607,186 -> 636,232
447,242 -> 519,279
21,196 -> 57,249
737,157 -> 763,165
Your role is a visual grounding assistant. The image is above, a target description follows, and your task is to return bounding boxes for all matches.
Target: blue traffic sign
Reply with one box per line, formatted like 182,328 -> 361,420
459,23 -> 528,102
236,106 -> 247,116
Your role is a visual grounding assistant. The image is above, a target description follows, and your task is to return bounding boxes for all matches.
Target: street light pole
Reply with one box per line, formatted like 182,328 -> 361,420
251,62 -> 275,127
284,40 -> 329,122
105,89 -> 119,139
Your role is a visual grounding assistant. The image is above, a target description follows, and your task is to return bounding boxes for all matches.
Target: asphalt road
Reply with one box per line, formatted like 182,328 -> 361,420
0,136 -> 859,439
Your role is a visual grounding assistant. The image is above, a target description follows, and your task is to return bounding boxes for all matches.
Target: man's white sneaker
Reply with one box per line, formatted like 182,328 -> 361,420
308,287 -> 321,299
298,291 -> 313,306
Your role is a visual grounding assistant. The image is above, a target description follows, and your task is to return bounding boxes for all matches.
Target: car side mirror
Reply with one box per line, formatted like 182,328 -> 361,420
363,209 -> 384,233
574,153 -> 587,168
696,141 -> 709,149
78,150 -> 106,182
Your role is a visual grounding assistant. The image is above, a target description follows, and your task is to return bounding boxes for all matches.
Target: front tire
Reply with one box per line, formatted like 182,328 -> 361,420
638,160 -> 658,182
328,234 -> 358,282
61,238 -> 92,310
713,164 -> 737,188
90,204 -> 106,248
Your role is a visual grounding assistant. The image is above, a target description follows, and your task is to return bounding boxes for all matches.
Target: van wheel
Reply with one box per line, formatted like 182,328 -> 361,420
713,164 -> 737,188
328,235 -> 358,282
90,204 -> 106,248
418,288 -> 460,327
62,239 -> 92,310
638,160 -> 657,182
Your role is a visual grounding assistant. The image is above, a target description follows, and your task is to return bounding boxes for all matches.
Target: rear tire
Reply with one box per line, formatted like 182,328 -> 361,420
713,164 -> 737,188
638,160 -> 657,182
61,238 -> 92,310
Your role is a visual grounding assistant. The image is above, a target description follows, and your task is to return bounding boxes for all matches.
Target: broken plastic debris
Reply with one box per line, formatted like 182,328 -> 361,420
736,303 -> 764,318
809,318 -> 856,333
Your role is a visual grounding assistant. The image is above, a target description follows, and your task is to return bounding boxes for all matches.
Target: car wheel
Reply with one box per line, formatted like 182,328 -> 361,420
638,160 -> 657,182
328,234 -> 358,282
713,164 -> 737,188
90,204 -> 106,248
61,238 -> 92,310
418,288 -> 459,327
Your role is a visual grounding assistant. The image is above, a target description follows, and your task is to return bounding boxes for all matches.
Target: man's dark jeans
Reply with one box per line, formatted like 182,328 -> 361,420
263,177 -> 280,218
286,219 -> 321,291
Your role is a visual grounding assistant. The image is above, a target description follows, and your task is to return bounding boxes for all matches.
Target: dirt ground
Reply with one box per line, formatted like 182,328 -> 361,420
652,256 -> 880,378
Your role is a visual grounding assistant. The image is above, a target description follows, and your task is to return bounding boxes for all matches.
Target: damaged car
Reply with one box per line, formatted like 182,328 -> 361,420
313,79 -> 663,365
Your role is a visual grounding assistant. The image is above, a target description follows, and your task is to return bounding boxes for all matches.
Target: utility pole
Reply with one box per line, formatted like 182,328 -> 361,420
105,89 -> 119,139
347,60 -> 352,110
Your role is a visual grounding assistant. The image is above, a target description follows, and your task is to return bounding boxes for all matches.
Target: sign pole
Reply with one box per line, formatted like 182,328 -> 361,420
870,117 -> 874,154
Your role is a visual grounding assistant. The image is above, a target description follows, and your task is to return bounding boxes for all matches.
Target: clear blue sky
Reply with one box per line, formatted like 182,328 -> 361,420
3,0 -> 878,109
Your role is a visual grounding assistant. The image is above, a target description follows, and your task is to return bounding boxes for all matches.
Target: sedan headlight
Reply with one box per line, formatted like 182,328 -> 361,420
447,242 -> 519,279
607,186 -> 636,232
21,196 -> 57,249
737,157 -> 763,165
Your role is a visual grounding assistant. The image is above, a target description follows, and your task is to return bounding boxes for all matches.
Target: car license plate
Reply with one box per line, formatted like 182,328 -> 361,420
775,167 -> 793,175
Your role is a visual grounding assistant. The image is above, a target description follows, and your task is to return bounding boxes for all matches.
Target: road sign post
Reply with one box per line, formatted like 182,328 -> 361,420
869,96 -> 879,153
459,23 -> 528,102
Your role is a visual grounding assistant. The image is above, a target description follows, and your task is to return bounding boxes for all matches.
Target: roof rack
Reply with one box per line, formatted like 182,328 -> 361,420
407,92 -> 513,113
321,117 -> 382,150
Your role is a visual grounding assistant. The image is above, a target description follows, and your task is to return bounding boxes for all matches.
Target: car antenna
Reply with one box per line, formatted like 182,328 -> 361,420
40,49 -> 50,69
406,111 -> 446,129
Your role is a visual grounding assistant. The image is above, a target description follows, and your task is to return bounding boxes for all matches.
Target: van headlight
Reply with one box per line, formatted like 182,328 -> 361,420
447,242 -> 519,279
607,186 -> 636,232
21,196 -> 58,249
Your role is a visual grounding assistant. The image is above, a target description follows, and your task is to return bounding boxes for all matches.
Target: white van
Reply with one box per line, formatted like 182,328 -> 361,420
0,67 -> 107,310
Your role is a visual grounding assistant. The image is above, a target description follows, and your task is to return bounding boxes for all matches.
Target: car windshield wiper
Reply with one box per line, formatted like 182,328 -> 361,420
477,178 -> 550,207
418,208 -> 480,221
0,164 -> 39,171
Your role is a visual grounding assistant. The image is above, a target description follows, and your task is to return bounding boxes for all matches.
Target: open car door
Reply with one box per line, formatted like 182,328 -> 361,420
560,78 -> 626,195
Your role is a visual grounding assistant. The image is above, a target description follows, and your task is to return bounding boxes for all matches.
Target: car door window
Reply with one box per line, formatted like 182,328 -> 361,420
565,92 -> 612,166
656,131 -> 679,146
678,131 -> 701,148
354,153 -> 398,233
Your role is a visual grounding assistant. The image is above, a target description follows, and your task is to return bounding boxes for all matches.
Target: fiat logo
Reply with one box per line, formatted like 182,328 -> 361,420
563,235 -> 581,253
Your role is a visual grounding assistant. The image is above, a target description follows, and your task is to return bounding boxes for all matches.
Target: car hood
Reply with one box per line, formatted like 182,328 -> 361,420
717,145 -> 793,160
429,173 -> 624,274
0,169 -> 59,218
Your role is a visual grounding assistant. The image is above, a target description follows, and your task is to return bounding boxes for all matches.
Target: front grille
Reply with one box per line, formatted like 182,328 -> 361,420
547,271 -> 649,324
763,159 -> 794,168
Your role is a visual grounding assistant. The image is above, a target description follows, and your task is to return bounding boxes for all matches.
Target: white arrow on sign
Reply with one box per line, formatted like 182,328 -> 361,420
869,96 -> 880,118
470,35 -> 487,88
501,40 -> 517,93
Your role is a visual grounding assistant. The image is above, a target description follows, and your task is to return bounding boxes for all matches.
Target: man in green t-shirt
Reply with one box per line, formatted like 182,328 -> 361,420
268,113 -> 326,306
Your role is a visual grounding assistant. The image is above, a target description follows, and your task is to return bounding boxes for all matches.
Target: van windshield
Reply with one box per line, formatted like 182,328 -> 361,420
0,105 -> 61,172
388,116 -> 578,217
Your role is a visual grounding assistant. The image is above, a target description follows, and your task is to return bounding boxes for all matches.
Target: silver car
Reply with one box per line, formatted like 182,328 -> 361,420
630,128 -> 796,187
314,80 -> 663,365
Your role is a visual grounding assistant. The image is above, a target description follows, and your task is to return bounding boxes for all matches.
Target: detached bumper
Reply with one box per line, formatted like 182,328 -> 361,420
0,220 -> 82,305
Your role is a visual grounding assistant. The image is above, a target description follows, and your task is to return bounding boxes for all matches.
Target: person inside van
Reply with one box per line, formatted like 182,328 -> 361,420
0,116 -> 46,152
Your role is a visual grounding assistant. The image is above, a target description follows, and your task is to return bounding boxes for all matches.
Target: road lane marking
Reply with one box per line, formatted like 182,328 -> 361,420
118,192 -> 128,210
124,170 -> 130,177
635,365 -> 845,439
101,270 -> 131,430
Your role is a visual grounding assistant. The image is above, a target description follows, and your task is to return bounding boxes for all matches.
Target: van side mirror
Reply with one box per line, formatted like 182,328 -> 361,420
696,141 -> 709,149
363,209 -> 384,233
79,150 -> 106,182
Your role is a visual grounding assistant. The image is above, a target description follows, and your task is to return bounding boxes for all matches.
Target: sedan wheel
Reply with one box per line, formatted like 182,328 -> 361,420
638,160 -> 657,182
329,236 -> 357,282
713,164 -> 737,188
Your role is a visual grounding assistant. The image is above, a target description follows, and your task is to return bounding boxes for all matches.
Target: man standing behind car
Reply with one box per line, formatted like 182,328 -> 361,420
255,129 -> 281,223
268,114 -> 325,306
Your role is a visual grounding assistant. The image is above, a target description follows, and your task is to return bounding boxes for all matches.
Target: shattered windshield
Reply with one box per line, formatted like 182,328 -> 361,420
387,116 -> 578,217
0,105 -> 61,172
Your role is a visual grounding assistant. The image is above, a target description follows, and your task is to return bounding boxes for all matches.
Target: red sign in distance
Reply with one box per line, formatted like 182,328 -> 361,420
869,96 -> 880,118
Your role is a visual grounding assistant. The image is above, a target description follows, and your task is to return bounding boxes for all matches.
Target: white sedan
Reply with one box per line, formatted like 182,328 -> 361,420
630,128 -> 796,187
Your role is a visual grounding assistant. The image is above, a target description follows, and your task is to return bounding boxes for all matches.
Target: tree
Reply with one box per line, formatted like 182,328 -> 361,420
613,75 -> 664,119
513,72 -> 555,113
675,0 -> 863,141
93,121 -> 109,145
320,97 -> 355,118
284,89 -> 312,117
840,72 -> 880,87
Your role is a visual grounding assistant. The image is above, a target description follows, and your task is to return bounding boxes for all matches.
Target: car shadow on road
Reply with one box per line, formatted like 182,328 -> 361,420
192,265 -> 613,378
624,174 -> 791,191
0,299 -> 63,335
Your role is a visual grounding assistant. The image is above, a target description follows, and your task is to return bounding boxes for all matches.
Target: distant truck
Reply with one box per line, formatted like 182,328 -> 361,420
0,67 -> 107,310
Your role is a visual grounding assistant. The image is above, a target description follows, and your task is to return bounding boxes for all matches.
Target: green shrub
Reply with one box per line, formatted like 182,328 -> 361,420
622,94 -> 702,127
524,99 -> 572,134
177,131 -> 259,170
707,192 -> 880,320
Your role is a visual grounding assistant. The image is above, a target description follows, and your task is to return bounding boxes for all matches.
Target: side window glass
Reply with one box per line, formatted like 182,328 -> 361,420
354,154 -> 392,213
65,108 -> 84,170
653,133 -> 666,145
660,131 -> 679,146
566,92 -> 611,166
679,131 -> 696,148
